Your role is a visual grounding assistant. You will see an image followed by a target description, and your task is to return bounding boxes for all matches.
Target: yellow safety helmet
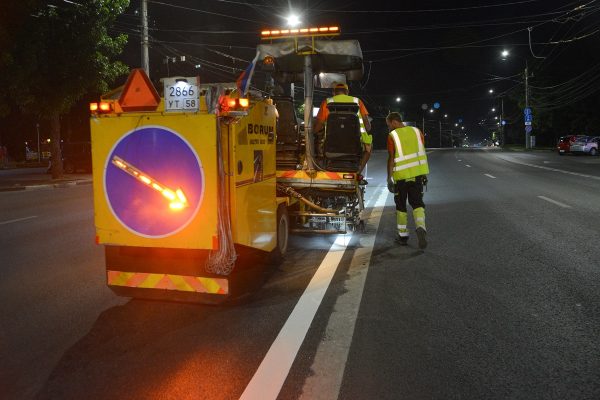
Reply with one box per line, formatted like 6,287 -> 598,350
333,82 -> 349,91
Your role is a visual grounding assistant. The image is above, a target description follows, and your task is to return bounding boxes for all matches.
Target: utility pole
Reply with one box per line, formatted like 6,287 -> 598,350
524,59 -> 530,149
500,97 -> 505,146
141,0 -> 150,77
439,120 -> 442,148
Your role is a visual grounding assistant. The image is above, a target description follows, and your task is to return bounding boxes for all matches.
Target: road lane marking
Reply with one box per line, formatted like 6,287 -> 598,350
497,155 -> 600,181
484,174 -> 496,179
241,224 -> 355,398
300,188 -> 389,400
240,188 -> 387,400
465,164 -> 472,168
0,216 -> 38,226
538,196 -> 572,209
458,159 -> 462,161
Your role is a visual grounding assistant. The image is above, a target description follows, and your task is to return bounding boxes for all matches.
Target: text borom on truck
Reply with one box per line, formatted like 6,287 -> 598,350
90,26 -> 367,303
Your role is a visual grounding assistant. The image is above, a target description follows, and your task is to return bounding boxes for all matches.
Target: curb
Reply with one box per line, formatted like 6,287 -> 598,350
0,179 -> 92,192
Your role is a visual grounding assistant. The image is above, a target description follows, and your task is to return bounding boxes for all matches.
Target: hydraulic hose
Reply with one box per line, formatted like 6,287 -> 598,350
277,183 -> 341,214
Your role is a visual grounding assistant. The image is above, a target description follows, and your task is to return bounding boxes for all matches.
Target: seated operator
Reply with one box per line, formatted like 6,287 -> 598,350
313,82 -> 372,174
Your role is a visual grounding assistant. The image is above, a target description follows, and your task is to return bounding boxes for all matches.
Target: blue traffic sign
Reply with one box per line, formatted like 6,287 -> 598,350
524,107 -> 533,123
525,125 -> 533,134
433,102 -> 441,109
458,118 -> 463,123
501,120 -> 507,126
104,126 -> 204,238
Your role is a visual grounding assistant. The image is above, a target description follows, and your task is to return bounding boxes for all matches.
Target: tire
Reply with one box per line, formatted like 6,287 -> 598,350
270,204 -> 289,264
590,148 -> 597,156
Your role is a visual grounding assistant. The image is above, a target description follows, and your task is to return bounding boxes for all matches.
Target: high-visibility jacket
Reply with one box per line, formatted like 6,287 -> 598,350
389,126 -> 429,181
325,94 -> 372,145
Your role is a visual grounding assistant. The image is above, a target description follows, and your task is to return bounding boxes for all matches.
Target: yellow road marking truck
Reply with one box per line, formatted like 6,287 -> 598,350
91,27 -> 367,303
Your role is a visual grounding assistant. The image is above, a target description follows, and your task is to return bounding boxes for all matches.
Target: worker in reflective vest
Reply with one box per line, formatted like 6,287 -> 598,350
386,112 -> 429,249
314,82 -> 372,174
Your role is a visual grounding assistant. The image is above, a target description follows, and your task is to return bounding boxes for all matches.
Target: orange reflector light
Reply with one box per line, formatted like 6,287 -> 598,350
319,27 -> 328,32
162,189 -> 176,201
139,175 -> 151,185
280,29 -> 289,34
271,30 -> 280,35
343,174 -> 355,179
227,98 -> 237,108
261,30 -> 270,35
290,29 -> 299,33
90,102 -> 99,112
300,28 -> 309,33
310,27 -> 319,32
238,98 -> 249,108
99,102 -> 111,112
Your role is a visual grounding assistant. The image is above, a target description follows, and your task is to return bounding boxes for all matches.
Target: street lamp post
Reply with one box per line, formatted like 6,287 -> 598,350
502,50 -> 531,149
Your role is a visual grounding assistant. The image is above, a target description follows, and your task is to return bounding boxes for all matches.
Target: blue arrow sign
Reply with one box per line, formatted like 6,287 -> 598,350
105,126 -> 204,238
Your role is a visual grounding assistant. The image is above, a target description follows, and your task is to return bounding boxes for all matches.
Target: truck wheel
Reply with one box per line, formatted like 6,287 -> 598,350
271,204 -> 289,264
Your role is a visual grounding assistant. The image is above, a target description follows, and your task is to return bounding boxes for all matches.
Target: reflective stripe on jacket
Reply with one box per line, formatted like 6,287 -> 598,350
389,126 -> 429,181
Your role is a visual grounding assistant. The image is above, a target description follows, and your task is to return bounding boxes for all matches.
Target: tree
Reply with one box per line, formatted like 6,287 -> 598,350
0,0 -> 129,177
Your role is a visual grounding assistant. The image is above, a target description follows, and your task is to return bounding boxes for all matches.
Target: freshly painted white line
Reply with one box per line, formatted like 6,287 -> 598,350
0,216 -> 38,226
498,155 -> 600,181
484,173 -> 496,179
300,188 -> 389,400
538,196 -> 572,209
240,202 -> 365,399
465,164 -> 472,168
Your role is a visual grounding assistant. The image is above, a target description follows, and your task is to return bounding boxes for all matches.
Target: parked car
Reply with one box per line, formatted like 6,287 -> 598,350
557,135 -> 577,155
570,135 -> 598,156
585,136 -> 599,156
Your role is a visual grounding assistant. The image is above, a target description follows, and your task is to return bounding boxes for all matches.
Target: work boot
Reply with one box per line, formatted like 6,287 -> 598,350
416,227 -> 427,250
395,235 -> 408,246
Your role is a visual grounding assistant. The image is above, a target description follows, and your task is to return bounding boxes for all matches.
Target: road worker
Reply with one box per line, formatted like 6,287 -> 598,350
313,82 -> 372,174
386,112 -> 429,249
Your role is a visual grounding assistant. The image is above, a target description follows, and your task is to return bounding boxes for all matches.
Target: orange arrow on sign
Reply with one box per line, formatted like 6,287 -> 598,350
111,155 -> 188,211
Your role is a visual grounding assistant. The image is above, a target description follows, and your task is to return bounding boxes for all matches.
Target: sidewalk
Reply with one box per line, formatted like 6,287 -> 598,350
0,167 -> 92,192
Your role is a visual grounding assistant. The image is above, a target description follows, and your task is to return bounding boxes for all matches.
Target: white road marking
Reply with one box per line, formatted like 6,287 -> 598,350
498,155 -> 600,181
300,188 -> 389,400
458,159 -> 462,161
0,216 -> 38,226
484,174 -> 496,179
538,196 -> 572,209
465,164 -> 472,168
240,200 -> 370,399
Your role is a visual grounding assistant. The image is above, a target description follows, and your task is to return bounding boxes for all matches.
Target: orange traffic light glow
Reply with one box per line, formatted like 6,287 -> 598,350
111,155 -> 189,211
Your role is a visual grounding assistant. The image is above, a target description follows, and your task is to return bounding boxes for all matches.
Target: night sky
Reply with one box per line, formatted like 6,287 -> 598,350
112,0 -> 599,143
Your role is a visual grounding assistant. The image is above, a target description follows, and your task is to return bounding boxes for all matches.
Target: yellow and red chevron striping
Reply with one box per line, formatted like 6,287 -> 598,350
107,270 -> 228,294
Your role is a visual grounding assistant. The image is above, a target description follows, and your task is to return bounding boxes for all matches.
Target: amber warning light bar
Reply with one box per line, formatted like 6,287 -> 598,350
261,26 -> 340,39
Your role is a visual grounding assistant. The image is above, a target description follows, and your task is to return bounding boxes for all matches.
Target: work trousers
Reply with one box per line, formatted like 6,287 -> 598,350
394,176 -> 426,237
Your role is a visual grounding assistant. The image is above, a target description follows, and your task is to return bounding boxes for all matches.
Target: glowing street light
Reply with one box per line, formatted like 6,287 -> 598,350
501,49 -> 510,58
444,114 -> 448,118
489,89 -> 494,94
429,108 -> 434,113
395,97 -> 401,103
286,14 -> 301,27
491,108 -> 496,112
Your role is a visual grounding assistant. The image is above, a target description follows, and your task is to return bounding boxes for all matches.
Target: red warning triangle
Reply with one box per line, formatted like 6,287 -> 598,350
118,68 -> 161,111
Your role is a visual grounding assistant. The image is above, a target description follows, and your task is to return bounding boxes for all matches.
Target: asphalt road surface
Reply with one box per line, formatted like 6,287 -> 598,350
1,149 -> 599,400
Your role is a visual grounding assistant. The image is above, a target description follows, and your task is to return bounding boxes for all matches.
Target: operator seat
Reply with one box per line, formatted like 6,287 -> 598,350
322,102 -> 362,171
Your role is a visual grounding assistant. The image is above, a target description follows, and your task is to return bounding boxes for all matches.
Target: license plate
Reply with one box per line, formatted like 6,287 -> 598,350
163,77 -> 200,112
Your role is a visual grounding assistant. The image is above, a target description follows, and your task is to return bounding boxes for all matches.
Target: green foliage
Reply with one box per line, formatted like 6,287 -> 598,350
0,0 -> 129,118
